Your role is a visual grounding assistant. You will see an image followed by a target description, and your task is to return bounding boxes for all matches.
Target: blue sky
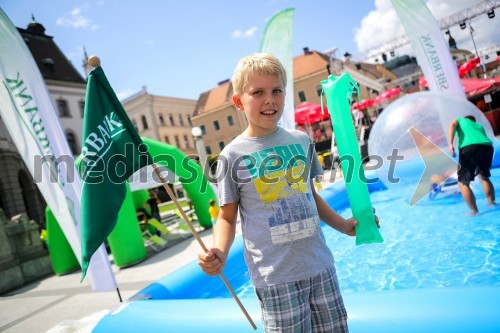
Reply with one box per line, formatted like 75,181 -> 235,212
2,0 -> 498,101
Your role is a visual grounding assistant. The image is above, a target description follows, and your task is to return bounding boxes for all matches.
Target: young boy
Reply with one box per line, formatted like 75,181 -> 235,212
198,53 -> 360,332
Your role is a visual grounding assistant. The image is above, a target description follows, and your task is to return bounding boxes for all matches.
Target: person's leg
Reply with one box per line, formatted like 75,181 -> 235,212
310,267 -> 348,333
458,181 -> 479,214
255,280 -> 312,333
457,146 -> 478,214
476,145 -> 495,206
479,176 -> 496,205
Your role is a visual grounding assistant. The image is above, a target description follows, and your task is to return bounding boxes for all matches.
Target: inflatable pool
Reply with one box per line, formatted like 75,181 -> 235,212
94,140 -> 500,333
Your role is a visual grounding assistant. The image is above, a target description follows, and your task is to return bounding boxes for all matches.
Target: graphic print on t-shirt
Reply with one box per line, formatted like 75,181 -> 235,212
242,143 -> 320,245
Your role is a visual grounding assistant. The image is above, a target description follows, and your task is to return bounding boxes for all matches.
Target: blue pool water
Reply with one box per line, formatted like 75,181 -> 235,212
95,153 -> 500,332
223,168 -> 500,298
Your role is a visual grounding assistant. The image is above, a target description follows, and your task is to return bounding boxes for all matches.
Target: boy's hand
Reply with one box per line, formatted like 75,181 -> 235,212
198,248 -> 226,276
342,218 -> 358,236
343,208 -> 380,237
449,144 -> 456,157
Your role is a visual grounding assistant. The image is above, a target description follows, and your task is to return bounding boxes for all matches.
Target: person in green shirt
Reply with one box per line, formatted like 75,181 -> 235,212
448,115 -> 496,215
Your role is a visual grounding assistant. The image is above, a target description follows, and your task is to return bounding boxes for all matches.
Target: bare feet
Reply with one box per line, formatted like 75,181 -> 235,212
465,210 -> 480,216
487,201 -> 497,207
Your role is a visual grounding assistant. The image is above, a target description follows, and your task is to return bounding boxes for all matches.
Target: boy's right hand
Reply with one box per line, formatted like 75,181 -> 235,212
198,248 -> 226,276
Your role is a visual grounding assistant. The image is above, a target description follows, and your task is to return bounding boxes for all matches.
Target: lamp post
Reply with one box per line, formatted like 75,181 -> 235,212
191,126 -> 207,176
468,21 -> 487,76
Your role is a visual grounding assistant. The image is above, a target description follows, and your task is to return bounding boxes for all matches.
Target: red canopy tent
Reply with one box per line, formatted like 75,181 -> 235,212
461,77 -> 500,97
418,76 -> 500,98
294,102 -> 330,125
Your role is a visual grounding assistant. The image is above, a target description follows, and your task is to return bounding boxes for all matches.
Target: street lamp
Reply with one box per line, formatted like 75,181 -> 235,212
468,21 -> 487,76
191,126 -> 207,175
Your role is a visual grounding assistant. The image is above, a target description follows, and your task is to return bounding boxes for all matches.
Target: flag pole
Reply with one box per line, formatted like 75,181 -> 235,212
151,163 -> 257,330
86,56 -> 124,303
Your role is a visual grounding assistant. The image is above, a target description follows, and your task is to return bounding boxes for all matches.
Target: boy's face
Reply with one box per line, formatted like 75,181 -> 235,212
233,73 -> 285,137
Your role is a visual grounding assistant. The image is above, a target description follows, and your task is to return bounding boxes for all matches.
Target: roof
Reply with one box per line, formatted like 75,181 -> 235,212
346,62 -> 386,79
193,80 -> 233,116
382,55 -> 416,71
382,55 -> 419,78
17,20 -> 85,84
293,50 -> 330,79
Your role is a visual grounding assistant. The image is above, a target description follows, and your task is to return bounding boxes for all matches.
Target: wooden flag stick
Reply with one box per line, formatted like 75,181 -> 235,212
151,163 -> 257,330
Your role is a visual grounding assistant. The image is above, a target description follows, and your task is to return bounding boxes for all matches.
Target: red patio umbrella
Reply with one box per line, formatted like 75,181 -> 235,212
458,57 -> 481,78
355,99 -> 376,110
294,102 -> 329,125
418,76 -> 428,88
374,87 -> 402,105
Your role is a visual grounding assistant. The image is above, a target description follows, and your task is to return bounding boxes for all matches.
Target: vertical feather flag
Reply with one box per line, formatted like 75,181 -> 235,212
391,0 -> 466,98
0,8 -> 116,290
80,64 -> 153,278
260,8 -> 295,130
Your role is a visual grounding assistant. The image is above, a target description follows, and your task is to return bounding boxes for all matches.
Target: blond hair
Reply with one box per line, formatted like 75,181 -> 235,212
231,53 -> 287,96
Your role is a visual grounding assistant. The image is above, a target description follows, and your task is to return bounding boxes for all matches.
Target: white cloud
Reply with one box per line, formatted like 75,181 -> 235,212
117,88 -> 137,102
354,0 -> 500,60
56,7 -> 98,30
231,26 -> 258,39
232,30 -> 243,39
244,26 -> 258,38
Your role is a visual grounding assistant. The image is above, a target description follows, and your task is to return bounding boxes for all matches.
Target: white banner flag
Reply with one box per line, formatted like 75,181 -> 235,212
260,8 -> 295,130
391,0 -> 466,99
0,8 -> 116,291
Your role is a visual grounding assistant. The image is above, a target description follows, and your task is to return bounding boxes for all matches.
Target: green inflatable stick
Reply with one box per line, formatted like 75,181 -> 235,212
321,73 -> 383,245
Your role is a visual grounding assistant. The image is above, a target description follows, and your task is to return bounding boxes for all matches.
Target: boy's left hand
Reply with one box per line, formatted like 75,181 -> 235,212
342,218 -> 358,236
343,208 -> 380,237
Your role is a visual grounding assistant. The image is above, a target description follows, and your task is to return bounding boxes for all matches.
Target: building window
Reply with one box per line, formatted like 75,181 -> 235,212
43,57 -> 55,72
178,114 -> 184,126
132,119 -> 138,132
298,91 -> 306,103
79,101 -> 85,118
200,125 -> 206,135
205,146 -> 212,154
187,115 -> 192,126
227,115 -> 234,126
219,141 -> 225,150
169,113 -> 175,126
164,136 -> 170,144
316,85 -> 323,97
57,99 -> 71,117
159,113 -> 165,125
174,135 -> 180,147
213,120 -> 220,131
184,134 -> 190,148
66,132 -> 79,155
141,115 -> 148,130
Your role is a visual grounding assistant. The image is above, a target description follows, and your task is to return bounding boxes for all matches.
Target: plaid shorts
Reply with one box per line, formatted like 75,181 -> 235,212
255,267 -> 348,333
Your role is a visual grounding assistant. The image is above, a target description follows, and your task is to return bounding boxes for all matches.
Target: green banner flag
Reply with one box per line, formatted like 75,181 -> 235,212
259,8 -> 295,130
80,66 -> 153,279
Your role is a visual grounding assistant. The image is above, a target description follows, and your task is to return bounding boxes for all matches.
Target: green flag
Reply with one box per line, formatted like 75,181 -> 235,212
259,8 -> 295,130
80,66 -> 153,279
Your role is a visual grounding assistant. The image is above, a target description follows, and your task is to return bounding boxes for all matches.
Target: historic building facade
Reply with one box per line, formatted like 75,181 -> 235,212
121,87 -> 198,156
